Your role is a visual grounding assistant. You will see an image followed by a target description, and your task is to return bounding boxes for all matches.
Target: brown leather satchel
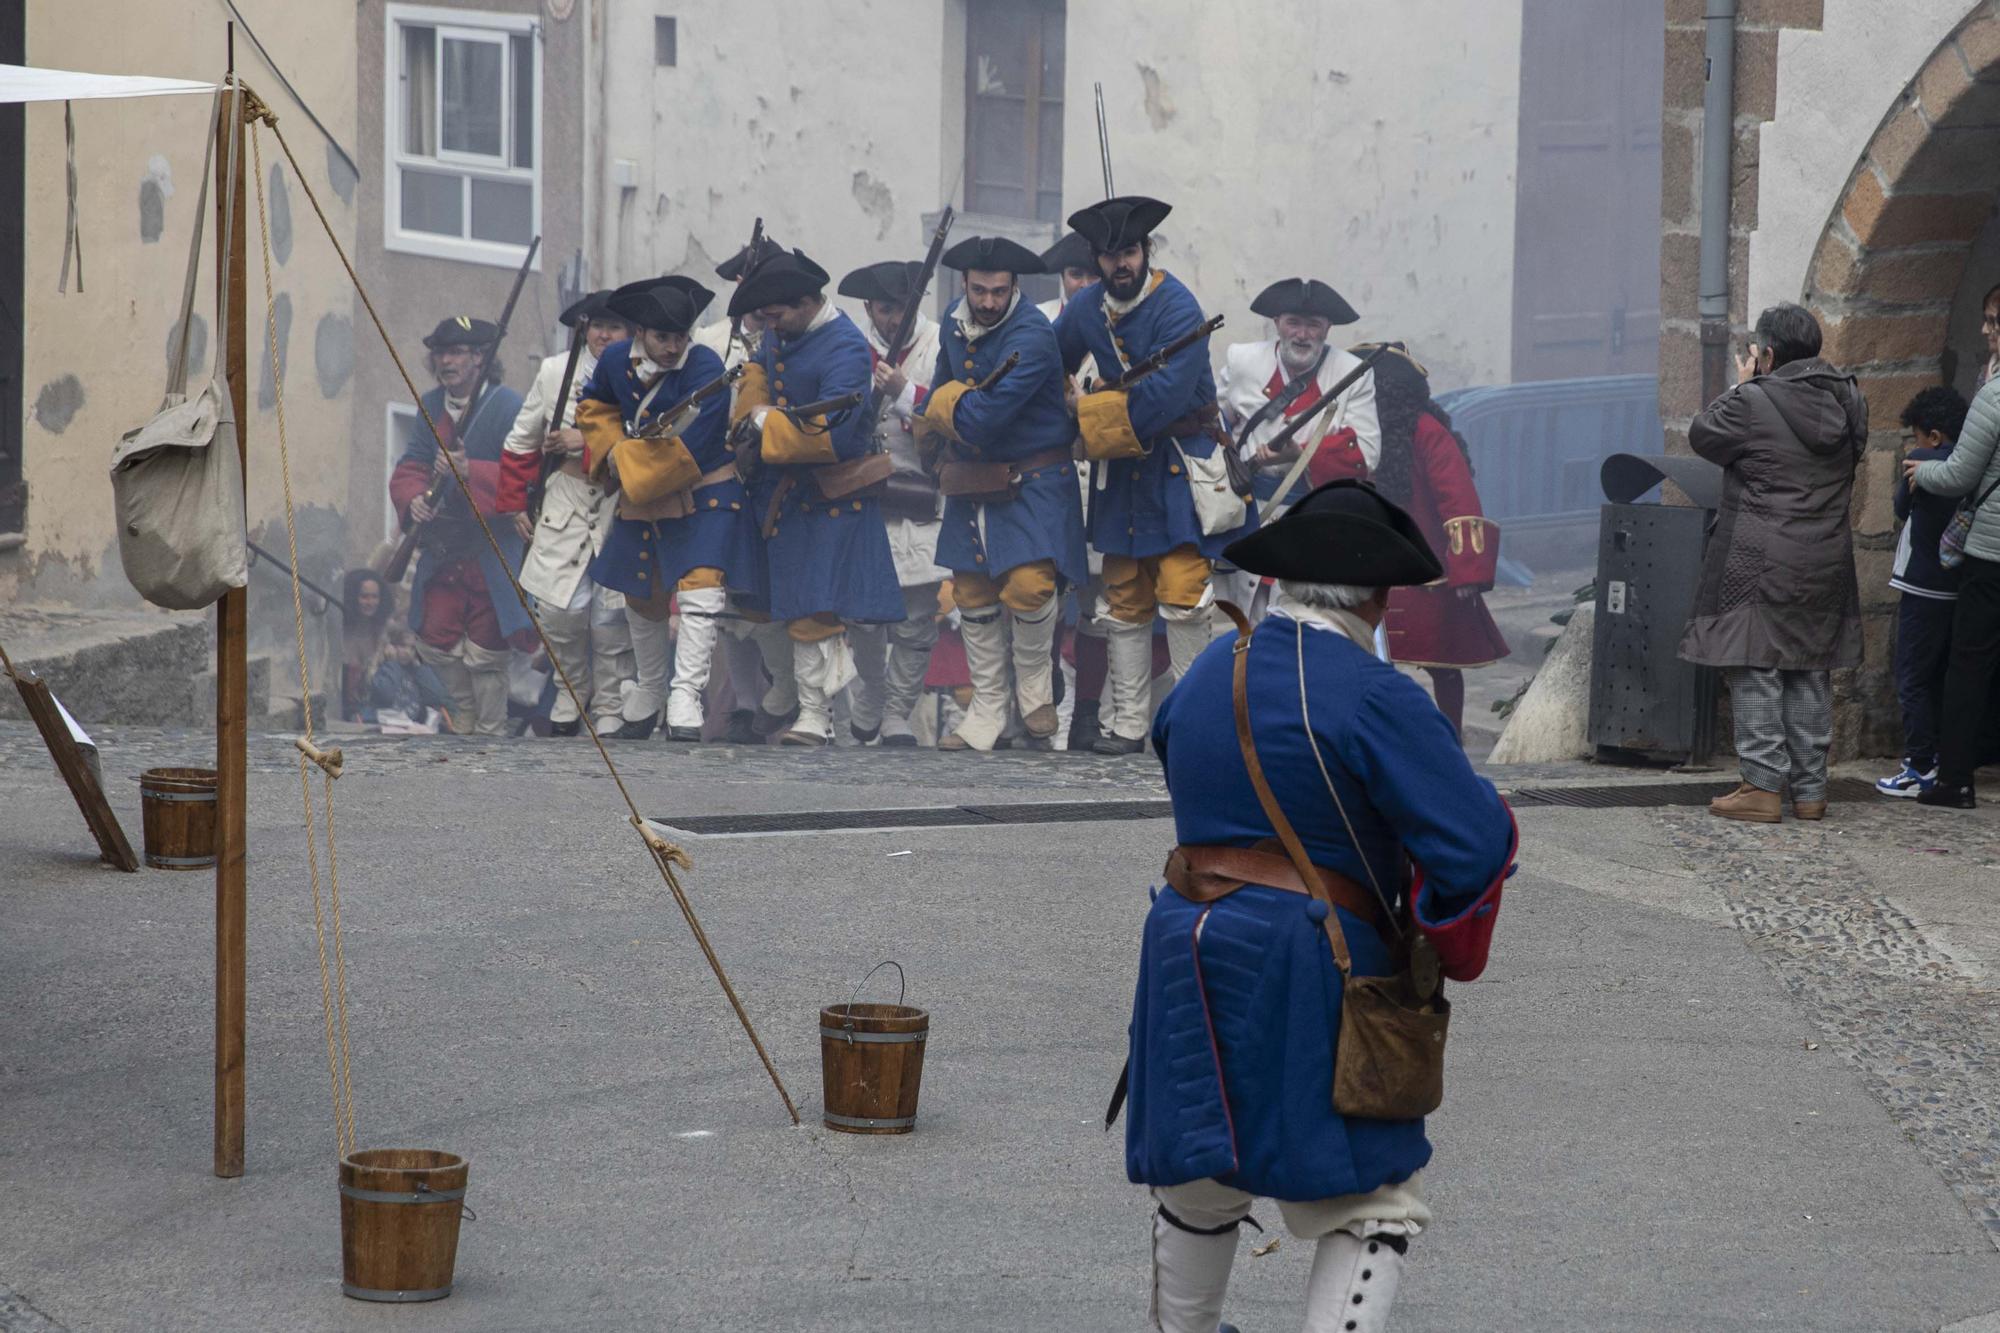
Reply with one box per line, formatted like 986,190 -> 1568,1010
813,451 -> 894,501
879,471 -> 942,521
1220,601 -> 1448,1121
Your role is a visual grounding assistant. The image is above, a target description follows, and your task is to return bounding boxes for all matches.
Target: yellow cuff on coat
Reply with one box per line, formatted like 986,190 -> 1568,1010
917,379 -> 973,450
576,398 -> 627,478
761,411 -> 840,465
1078,389 -> 1146,461
611,435 -> 702,505
732,362 -> 771,425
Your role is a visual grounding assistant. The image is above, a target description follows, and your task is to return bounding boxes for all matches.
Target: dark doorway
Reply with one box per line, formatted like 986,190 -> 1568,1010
0,2 -> 23,537
1510,0 -> 1664,383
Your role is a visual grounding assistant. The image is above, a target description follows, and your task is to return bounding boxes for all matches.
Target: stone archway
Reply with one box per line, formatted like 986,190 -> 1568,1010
1805,4 -> 2000,755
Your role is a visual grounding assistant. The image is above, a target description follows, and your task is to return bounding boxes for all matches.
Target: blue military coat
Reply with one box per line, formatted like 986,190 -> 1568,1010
581,339 -> 760,601
1053,272 -> 1256,559
401,383 -> 532,640
756,310 -> 904,624
929,298 -> 1088,589
1127,612 -> 1515,1201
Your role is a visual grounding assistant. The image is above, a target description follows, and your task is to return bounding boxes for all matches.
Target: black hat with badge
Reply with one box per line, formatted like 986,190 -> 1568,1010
941,235 -> 1044,275
422,315 -> 500,349
1066,195 -> 1172,254
838,260 -> 927,304
1251,278 -> 1360,327
1040,231 -> 1096,274
1221,479 -> 1442,587
605,277 -> 713,335
726,248 -> 831,317
558,289 -> 617,329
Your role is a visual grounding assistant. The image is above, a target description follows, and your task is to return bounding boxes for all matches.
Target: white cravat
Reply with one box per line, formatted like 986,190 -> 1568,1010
954,288 -> 1020,346
1269,588 -> 1380,658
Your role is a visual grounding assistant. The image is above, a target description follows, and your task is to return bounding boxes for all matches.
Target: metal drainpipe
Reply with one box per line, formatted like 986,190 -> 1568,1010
1697,0 -> 1739,408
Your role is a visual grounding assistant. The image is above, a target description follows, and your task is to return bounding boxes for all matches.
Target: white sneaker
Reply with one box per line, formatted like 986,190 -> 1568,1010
1876,763 -> 1936,799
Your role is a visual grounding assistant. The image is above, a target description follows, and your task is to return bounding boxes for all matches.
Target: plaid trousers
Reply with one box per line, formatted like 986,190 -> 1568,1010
1725,667 -> 1832,800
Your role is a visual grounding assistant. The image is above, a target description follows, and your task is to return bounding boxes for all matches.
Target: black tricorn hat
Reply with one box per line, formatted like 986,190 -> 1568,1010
422,315 -> 500,349
606,277 -> 712,335
838,260 -> 926,304
1067,195 -> 1172,253
714,232 -> 785,282
558,289 -> 617,329
726,248 -> 830,317
1251,278 -> 1360,327
1221,480 -> 1442,587
942,235 -> 1043,274
1040,230 -> 1096,274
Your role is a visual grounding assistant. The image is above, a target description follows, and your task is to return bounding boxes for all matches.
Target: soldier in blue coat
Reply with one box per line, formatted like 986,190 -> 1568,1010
1055,196 -> 1255,755
729,249 -> 905,746
1125,481 -> 1517,1333
575,277 -> 754,741
917,235 -> 1088,750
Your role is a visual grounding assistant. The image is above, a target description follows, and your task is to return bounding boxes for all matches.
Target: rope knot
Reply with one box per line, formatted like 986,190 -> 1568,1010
294,735 -> 344,779
631,816 -> 694,870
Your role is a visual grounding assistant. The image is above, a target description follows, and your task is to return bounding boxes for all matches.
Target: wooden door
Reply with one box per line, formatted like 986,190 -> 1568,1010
1510,0 -> 1664,382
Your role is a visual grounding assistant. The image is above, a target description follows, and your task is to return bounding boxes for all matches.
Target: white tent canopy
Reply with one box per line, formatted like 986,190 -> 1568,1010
0,64 -> 217,105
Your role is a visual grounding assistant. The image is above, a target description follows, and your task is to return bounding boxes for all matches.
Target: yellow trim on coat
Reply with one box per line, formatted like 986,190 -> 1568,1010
576,397 -> 627,478
732,361 -> 771,425
761,410 -> 840,465
917,378 -> 974,450
1078,388 -> 1146,461
611,435 -> 702,506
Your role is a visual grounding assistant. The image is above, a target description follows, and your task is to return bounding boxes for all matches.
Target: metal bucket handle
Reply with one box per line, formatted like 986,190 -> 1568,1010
411,1176 -> 475,1222
840,961 -> 907,1043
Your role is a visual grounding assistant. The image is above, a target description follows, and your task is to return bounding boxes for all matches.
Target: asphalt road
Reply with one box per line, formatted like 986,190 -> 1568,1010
4,730 -> 2000,1331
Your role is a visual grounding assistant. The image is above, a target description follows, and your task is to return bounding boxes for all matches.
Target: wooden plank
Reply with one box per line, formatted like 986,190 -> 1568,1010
2,657 -> 139,872
213,76 -> 249,1182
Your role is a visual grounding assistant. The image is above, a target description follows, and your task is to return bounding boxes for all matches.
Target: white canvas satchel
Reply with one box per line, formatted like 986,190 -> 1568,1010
110,85 -> 249,610
1175,440 -> 1249,536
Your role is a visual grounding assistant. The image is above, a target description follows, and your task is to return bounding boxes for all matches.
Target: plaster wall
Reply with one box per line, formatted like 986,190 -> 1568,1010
9,0 -> 359,606
594,0 -> 1524,392
1749,0 -> 1974,317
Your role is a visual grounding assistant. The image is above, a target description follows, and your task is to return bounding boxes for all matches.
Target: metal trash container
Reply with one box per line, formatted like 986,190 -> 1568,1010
1588,454 -> 1725,763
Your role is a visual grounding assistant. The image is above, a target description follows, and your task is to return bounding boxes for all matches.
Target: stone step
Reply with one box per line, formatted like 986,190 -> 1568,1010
0,606 -> 209,727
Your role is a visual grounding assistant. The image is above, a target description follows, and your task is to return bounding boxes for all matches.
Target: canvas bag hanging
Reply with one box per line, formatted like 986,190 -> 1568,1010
110,84 -> 249,611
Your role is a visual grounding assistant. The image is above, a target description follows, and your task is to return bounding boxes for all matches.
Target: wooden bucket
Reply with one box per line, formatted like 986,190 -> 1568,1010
820,962 -> 928,1135
339,1148 -> 470,1302
136,767 -> 218,870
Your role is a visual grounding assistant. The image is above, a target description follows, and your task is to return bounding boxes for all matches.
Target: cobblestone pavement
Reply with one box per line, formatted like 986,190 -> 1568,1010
1661,800 -> 2000,1242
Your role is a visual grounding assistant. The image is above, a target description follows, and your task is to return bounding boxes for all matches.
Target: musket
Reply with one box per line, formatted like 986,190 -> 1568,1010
1253,343 -> 1391,460
731,391 -> 867,489
526,319 -> 588,524
1095,82 -> 1116,198
723,217 -> 767,362
1088,315 -> 1224,394
385,233 -> 541,583
633,363 -> 746,439
245,540 -> 340,615
858,205 -> 955,441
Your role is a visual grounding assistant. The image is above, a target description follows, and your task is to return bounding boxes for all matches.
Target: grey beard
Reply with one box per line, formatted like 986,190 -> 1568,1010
1279,342 -> 1323,376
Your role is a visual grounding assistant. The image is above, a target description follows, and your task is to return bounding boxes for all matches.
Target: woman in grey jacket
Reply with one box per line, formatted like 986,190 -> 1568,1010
1908,374 -> 2000,808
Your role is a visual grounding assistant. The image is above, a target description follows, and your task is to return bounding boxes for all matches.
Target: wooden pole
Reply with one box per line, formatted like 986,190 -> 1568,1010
213,50 -> 249,1180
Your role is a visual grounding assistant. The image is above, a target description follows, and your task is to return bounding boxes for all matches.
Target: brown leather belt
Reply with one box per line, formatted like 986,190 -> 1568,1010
1165,840 -> 1387,933
1009,445 -> 1075,475
1158,403 -> 1231,449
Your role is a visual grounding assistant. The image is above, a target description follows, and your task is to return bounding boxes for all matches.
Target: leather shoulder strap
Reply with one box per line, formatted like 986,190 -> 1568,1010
1222,601 -> 1354,976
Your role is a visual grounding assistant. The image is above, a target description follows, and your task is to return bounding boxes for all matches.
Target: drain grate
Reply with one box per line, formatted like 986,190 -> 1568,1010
1506,777 -> 1880,810
656,798 -> 1175,836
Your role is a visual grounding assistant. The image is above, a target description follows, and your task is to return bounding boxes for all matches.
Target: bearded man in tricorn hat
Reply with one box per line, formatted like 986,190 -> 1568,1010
1115,480 -> 1519,1333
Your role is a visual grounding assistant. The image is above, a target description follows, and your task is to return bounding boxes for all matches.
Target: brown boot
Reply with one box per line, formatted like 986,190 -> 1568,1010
1794,799 -> 1827,821
1710,782 -> 1782,823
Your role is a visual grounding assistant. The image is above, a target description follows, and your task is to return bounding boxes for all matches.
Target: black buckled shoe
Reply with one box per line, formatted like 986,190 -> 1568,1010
1918,782 -> 1977,809
1092,733 -> 1145,756
548,718 -> 582,737
850,722 -> 881,745
722,709 -> 757,745
611,712 -> 659,741
665,725 -> 702,743
880,733 -> 918,748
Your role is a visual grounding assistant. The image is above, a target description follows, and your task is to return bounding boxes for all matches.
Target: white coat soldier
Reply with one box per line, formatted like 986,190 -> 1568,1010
1123,481 -> 1517,1333
1215,279 -> 1379,618
840,260 -> 947,747
1039,230 -> 1114,752
697,235 -> 798,741
917,236 -> 1089,751
495,290 -> 635,736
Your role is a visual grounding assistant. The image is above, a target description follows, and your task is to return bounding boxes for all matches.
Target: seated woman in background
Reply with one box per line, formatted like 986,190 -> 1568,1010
341,571 -> 392,722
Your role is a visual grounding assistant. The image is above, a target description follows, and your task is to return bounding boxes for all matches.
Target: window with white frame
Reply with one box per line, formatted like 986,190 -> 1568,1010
385,5 -> 540,266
